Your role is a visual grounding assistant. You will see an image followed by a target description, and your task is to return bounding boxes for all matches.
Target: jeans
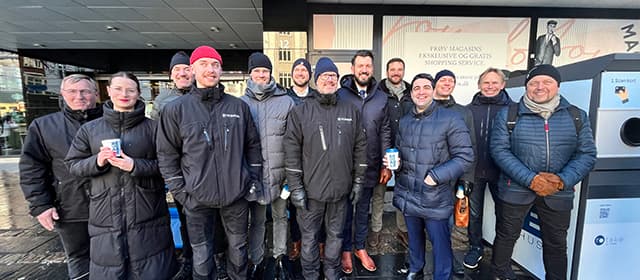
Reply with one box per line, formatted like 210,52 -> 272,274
405,215 -> 452,280
468,178 -> 499,250
56,221 -> 90,280
185,199 -> 249,280
248,202 -> 267,264
297,197 -> 347,280
271,197 -> 288,257
491,197 -> 571,280
342,187 -> 374,251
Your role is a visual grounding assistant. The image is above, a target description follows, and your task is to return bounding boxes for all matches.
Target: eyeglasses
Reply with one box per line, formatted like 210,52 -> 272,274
63,89 -> 95,96
317,73 -> 338,81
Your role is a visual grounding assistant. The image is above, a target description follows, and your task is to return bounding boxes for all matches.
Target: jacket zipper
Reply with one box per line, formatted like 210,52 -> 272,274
119,115 -> 129,261
337,124 -> 342,146
319,125 -> 327,151
203,128 -> 213,151
545,119 -> 550,171
224,125 -> 229,151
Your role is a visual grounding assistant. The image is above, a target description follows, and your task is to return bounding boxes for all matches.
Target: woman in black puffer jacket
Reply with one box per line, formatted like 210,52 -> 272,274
66,72 -> 176,280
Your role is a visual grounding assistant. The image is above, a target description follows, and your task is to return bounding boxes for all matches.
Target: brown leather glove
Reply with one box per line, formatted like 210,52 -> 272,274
379,168 -> 392,185
539,172 -> 564,191
529,174 -> 560,197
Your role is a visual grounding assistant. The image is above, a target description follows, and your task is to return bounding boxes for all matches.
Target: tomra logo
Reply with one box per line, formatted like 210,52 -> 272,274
594,235 -> 605,246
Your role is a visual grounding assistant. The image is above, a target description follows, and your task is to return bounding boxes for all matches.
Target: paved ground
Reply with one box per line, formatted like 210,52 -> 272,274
0,156 -> 536,279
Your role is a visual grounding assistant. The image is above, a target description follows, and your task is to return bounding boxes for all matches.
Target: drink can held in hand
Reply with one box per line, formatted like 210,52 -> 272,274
386,148 -> 400,170
280,184 -> 290,200
101,138 -> 121,157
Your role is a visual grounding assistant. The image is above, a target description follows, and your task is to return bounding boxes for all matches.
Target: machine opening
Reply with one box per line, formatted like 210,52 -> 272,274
620,117 -> 640,146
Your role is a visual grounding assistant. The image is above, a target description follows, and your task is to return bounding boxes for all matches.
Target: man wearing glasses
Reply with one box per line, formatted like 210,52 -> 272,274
20,74 -> 103,280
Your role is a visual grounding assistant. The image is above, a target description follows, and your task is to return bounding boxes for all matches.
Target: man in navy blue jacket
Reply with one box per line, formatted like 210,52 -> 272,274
490,65 -> 597,280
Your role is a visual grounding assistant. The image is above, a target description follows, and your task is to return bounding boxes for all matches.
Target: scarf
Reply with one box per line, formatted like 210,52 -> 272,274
523,93 -> 560,120
246,78 -> 277,101
385,79 -> 406,99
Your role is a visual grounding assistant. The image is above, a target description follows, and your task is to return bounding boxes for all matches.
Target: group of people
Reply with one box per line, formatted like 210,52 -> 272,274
18,43 -> 596,280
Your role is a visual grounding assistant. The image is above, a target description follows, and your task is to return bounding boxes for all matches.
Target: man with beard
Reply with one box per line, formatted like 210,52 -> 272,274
287,58 -> 317,105
432,69 -> 476,275
157,45 -> 262,279
285,57 -> 366,279
20,74 -> 102,280
337,50 -> 391,274
371,58 -> 413,249
240,52 -> 295,279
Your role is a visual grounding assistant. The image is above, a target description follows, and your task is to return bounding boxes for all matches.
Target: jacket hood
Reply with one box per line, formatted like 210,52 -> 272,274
471,89 -> 511,105
103,99 -> 146,130
339,74 -> 379,96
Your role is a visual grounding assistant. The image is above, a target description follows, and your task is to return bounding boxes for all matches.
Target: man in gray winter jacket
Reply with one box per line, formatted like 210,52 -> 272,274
149,51 -> 191,120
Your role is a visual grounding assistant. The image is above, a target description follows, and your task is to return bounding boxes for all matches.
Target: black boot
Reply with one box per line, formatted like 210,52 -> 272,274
213,252 -> 229,280
274,255 -> 289,280
248,260 -> 264,280
171,258 -> 192,280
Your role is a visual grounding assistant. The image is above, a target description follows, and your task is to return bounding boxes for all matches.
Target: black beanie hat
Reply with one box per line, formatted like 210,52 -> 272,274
170,51 -> 190,71
248,52 -> 272,72
314,57 -> 339,83
525,64 -> 561,86
435,69 -> 455,84
291,58 -> 312,76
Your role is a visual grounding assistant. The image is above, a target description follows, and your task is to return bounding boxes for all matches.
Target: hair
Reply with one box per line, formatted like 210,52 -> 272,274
386,57 -> 405,71
410,73 -> 435,88
547,20 -> 558,26
477,67 -> 507,85
60,74 -> 98,93
351,50 -> 374,65
109,71 -> 141,93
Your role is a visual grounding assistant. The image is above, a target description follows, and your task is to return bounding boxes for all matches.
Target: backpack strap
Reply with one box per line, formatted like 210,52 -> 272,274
506,102 -> 519,134
567,105 -> 584,135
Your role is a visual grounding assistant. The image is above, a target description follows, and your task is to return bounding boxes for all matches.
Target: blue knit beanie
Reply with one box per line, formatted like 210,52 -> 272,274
314,57 -> 339,83
435,69 -> 456,84
291,58 -> 312,76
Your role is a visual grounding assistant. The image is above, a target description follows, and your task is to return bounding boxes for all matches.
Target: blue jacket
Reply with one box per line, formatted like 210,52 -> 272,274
337,75 -> 392,188
490,96 -> 597,211
393,103 -> 474,220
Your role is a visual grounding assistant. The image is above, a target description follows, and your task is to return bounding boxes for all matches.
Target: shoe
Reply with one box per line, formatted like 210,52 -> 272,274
367,231 -> 381,248
453,257 -> 465,275
396,230 -> 409,248
274,255 -> 289,280
397,262 -> 409,274
354,249 -> 377,272
288,240 -> 301,260
341,251 -> 353,274
248,260 -> 264,280
463,248 -> 483,269
406,271 -> 424,280
171,258 -> 192,280
319,242 -> 325,261
213,252 -> 229,280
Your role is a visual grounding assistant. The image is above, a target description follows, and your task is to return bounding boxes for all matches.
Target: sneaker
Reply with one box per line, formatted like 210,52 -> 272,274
463,248 -> 483,269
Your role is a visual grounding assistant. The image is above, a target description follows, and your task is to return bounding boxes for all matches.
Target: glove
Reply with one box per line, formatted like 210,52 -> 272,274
350,183 -> 363,205
460,180 -> 473,196
539,172 -> 564,191
379,168 -> 392,185
530,174 -> 560,197
290,188 -> 307,210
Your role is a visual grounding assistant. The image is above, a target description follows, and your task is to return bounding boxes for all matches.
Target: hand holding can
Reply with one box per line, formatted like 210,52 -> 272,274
101,138 -> 122,157
385,148 -> 400,171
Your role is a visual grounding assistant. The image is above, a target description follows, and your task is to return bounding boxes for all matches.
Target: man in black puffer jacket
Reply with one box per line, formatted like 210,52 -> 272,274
285,57 -> 367,280
20,74 -> 102,280
157,45 -> 263,280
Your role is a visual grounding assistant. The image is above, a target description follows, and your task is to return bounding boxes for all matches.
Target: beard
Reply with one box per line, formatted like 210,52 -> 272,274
355,74 -> 372,87
293,79 -> 309,88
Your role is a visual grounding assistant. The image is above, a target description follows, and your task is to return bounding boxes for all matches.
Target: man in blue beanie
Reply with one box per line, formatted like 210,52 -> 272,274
286,57 -> 367,279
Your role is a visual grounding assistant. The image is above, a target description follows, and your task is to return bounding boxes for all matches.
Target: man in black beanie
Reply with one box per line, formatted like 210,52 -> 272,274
490,64 -> 596,279
287,58 -> 316,105
285,57 -> 366,279
150,51 -> 191,119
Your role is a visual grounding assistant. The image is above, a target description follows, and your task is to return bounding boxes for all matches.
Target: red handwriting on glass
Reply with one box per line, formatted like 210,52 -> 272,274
383,16 -> 462,45
508,19 -> 530,66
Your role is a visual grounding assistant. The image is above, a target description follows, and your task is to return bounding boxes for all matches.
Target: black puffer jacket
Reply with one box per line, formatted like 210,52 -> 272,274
466,90 -> 512,182
393,103 -> 474,220
377,79 -> 413,146
20,103 -> 102,221
66,100 -> 176,279
156,85 -> 262,209
284,93 -> 367,202
337,75 -> 391,188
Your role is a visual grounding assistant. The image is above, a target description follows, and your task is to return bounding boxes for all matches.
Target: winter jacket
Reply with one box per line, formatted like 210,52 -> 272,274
393,103 -> 474,220
65,100 -> 175,279
287,87 -> 317,106
241,84 -> 295,204
466,90 -> 512,183
149,87 -> 189,120
377,79 -> 413,147
434,96 -> 477,183
156,85 -> 263,209
490,96 -> 597,211
19,102 -> 102,221
284,93 -> 367,202
337,75 -> 392,188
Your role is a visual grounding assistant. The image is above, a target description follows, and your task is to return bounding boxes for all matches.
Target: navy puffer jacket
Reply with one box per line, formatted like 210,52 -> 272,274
490,96 -> 597,211
393,103 -> 474,220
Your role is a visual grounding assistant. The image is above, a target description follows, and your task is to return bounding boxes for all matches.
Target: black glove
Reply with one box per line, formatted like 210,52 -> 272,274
350,183 -> 363,205
461,180 -> 473,196
290,188 -> 307,210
